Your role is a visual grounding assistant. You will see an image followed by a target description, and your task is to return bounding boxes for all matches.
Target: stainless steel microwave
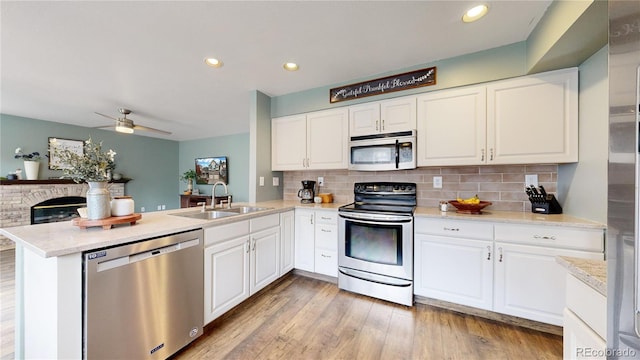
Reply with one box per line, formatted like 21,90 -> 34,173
348,130 -> 417,171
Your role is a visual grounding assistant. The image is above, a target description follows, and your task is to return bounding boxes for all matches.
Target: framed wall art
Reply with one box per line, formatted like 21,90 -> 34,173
48,137 -> 84,170
195,156 -> 228,185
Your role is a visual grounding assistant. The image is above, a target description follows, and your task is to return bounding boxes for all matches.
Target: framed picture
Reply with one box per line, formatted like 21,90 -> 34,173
195,156 -> 228,185
48,137 -> 84,170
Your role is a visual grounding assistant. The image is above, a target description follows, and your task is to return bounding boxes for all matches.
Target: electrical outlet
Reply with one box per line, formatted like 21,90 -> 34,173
433,176 -> 442,189
161,205 -> 166,210
318,177 -> 324,186
272,177 -> 279,186
525,174 -> 539,187
157,205 -> 162,211
141,207 -> 145,213
259,176 -> 264,186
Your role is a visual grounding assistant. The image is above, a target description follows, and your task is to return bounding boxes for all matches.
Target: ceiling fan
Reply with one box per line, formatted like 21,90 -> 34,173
94,108 -> 172,135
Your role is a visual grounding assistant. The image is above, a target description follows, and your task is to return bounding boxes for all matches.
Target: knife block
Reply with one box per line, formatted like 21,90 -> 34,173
530,194 -> 563,214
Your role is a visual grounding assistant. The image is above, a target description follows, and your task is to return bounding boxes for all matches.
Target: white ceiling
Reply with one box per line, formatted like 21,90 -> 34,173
1,1 -> 552,141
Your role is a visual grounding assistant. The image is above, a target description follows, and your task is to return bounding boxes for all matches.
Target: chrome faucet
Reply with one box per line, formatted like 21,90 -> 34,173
212,181 -> 230,209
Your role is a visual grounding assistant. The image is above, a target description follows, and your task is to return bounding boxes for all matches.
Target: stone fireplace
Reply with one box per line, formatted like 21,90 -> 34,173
0,181 -> 124,250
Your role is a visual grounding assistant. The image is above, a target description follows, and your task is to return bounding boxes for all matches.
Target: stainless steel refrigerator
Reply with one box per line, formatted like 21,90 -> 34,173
608,0 -> 640,357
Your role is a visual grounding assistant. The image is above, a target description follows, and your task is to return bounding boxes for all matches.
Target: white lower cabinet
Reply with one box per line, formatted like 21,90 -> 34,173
294,208 -> 338,276
280,211 -> 295,275
204,213 -> 284,325
414,218 -> 494,310
563,274 -> 607,359
414,217 -> 604,326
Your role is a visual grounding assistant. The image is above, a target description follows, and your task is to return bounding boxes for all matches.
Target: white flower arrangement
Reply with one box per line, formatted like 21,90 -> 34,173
50,137 -> 116,183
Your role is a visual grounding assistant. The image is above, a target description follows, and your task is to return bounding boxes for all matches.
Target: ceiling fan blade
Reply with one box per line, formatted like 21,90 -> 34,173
133,124 -> 172,135
92,124 -> 116,129
95,112 -> 118,121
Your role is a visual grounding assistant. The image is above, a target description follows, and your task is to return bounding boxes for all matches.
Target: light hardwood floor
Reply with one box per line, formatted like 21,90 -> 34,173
0,249 -> 562,359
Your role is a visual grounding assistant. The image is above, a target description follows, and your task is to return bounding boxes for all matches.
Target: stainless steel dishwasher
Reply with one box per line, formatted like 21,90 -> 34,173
83,229 -> 204,359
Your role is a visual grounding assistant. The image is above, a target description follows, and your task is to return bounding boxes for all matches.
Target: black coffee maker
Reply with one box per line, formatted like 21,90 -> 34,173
297,180 -> 316,203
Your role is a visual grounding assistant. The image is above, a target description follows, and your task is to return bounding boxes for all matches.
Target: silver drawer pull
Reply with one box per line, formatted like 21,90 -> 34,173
321,229 -> 332,233
533,235 -> 556,240
444,227 -> 460,231
320,217 -> 332,220
321,254 -> 331,258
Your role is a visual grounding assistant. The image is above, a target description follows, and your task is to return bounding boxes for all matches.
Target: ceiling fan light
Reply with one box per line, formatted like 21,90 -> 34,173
115,121 -> 134,134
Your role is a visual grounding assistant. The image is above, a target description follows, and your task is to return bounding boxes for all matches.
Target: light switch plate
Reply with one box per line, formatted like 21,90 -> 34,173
259,176 -> 264,186
433,176 -> 442,189
272,177 -> 279,186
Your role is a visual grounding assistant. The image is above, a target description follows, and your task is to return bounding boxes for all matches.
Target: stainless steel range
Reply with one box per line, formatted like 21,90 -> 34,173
338,182 -> 416,306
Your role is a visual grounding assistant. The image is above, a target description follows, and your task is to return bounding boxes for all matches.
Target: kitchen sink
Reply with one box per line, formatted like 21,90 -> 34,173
170,206 -> 273,220
170,210 -> 238,220
226,206 -> 273,214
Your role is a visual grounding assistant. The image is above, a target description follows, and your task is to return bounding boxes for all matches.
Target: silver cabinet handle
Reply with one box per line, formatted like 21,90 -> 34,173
320,216 -> 332,220
252,239 -> 256,251
498,247 -> 503,262
321,229 -> 332,233
246,240 -> 250,253
481,149 -> 485,162
310,215 -> 314,225
444,227 -> 459,232
381,119 -> 385,131
487,246 -> 491,261
376,120 -> 379,131
321,254 -> 331,258
490,148 -> 494,161
533,235 -> 557,240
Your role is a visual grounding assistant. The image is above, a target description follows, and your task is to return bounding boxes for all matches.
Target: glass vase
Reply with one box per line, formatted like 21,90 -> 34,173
86,181 -> 111,220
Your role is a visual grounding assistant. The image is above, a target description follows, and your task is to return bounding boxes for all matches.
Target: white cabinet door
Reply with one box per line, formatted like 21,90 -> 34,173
563,308 -> 606,360
349,97 -> 416,137
486,68 -> 578,164
250,227 -> 280,294
204,236 -> 250,324
307,108 -> 349,169
294,209 -> 315,272
380,96 -> 416,133
493,242 -> 603,326
414,233 -> 493,310
417,85 -> 487,166
349,102 -> 380,137
272,114 -> 307,170
279,211 -> 295,276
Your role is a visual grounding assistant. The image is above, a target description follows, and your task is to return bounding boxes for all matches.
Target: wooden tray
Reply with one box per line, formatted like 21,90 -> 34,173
72,213 -> 142,230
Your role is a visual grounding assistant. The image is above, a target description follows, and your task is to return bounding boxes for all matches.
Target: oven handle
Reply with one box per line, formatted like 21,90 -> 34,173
339,267 -> 412,287
395,139 -> 400,169
339,212 -> 413,223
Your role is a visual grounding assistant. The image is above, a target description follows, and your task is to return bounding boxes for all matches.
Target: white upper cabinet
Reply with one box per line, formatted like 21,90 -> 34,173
349,96 -> 416,137
487,68 -> 578,164
417,67 -> 578,166
417,85 -> 487,166
272,108 -> 348,171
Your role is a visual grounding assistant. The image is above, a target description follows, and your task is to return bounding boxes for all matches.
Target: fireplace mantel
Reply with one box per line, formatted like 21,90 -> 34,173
0,178 -> 131,185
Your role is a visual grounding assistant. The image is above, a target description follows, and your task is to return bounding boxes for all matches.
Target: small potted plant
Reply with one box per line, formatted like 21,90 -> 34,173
180,169 -> 197,194
14,147 -> 42,180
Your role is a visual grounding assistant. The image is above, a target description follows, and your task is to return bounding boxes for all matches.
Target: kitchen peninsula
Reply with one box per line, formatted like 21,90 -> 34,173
2,201 -> 605,358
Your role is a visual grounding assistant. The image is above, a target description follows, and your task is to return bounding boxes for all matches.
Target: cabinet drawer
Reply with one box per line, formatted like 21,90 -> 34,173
315,249 -> 338,277
250,213 -> 280,233
205,220 -> 250,246
315,210 -> 337,224
315,224 -> 337,251
415,217 -> 493,240
494,224 -> 603,252
566,274 -> 606,339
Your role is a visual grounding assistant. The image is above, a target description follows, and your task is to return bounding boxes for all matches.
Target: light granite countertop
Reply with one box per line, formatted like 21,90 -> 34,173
1,199 -> 604,258
557,256 -> 607,296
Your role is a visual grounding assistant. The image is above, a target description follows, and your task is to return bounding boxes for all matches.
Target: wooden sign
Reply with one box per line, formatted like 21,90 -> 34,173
330,67 -> 436,103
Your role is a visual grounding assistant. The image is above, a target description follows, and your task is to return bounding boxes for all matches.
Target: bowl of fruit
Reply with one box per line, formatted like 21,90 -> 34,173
448,195 -> 492,214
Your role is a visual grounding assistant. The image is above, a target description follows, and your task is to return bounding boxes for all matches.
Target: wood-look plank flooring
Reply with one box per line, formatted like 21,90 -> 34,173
174,275 -> 562,359
0,250 -> 562,360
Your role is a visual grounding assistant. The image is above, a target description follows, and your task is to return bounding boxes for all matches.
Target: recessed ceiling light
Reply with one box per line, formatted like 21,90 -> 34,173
283,62 -> 299,71
462,4 -> 488,23
205,58 -> 223,68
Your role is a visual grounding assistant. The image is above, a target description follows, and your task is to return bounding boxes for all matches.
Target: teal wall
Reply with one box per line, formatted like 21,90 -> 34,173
178,133 -> 250,202
0,114 -> 179,212
271,42 -> 528,117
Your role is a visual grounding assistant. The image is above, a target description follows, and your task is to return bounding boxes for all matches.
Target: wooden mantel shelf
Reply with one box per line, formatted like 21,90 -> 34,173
0,178 -> 131,185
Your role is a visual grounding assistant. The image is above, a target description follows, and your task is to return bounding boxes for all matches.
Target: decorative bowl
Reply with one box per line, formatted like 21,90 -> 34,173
448,200 -> 492,214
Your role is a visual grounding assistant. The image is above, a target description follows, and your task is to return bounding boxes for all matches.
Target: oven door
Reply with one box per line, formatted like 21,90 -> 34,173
338,211 -> 413,280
